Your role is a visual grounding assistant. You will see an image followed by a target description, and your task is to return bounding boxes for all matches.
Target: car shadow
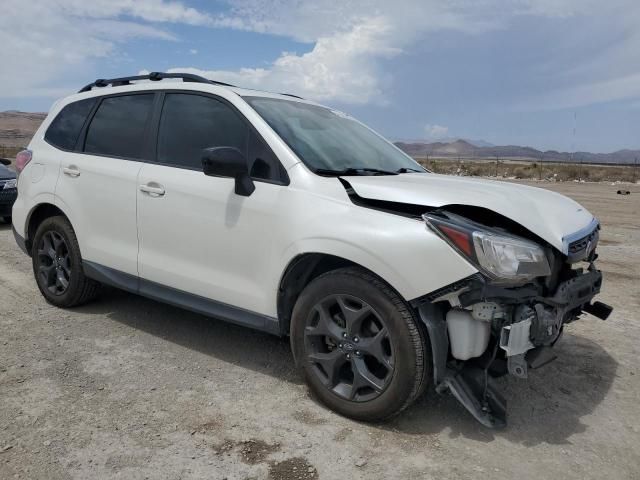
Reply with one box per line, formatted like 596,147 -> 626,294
0,222 -> 11,231
76,286 -> 302,385
77,287 -> 617,445
382,332 -> 618,446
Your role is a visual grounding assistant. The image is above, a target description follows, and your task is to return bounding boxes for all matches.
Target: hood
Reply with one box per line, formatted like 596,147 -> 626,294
343,173 -> 595,252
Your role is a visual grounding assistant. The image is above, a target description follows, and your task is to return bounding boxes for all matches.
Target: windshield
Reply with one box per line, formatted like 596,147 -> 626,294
244,96 -> 424,175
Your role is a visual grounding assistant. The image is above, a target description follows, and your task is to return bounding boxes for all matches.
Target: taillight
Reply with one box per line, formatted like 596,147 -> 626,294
15,149 -> 32,174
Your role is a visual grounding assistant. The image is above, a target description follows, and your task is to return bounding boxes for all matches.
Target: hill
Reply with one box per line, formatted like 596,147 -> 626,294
1,111 -> 638,165
0,111 -> 47,149
394,139 -> 640,165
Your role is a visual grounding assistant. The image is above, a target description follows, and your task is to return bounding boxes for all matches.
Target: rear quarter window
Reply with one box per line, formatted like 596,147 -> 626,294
44,98 -> 97,151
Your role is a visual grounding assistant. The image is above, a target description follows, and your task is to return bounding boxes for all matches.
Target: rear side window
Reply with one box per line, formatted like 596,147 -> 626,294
84,94 -> 154,159
45,98 -> 96,151
157,93 -> 248,170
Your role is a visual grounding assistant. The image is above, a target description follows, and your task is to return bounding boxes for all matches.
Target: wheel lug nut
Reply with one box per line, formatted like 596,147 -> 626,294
353,337 -> 359,343
346,354 -> 351,360
342,332 -> 347,338
338,344 -> 343,348
355,350 -> 361,356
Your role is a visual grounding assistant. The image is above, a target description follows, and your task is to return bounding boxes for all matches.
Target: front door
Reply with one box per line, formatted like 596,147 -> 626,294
136,92 -> 288,317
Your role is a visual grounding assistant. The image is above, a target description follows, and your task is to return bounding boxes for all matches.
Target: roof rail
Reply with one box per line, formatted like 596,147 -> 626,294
280,93 -> 304,99
78,72 -> 235,93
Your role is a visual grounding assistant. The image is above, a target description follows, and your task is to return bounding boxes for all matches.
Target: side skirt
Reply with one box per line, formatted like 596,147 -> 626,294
83,261 -> 281,336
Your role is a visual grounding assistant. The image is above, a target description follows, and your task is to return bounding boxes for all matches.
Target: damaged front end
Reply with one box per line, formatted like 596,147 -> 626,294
413,211 -> 612,428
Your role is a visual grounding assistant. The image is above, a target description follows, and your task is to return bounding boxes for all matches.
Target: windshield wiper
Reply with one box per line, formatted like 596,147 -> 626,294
396,167 -> 424,173
314,167 -> 399,176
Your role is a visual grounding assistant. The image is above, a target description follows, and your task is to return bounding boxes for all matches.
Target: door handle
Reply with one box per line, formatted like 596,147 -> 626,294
63,166 -> 80,177
139,183 -> 166,197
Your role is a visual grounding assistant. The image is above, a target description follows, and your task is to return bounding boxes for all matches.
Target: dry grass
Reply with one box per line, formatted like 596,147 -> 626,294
417,157 -> 639,183
0,145 -> 23,161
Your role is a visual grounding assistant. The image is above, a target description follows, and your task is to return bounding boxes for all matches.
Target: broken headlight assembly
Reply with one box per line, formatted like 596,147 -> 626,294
423,212 -> 551,284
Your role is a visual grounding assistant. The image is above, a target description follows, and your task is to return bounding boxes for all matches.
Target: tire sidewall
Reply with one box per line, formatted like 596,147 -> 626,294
291,270 -> 426,421
31,217 -> 84,307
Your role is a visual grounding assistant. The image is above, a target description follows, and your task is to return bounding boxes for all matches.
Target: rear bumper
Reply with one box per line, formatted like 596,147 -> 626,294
12,225 -> 29,256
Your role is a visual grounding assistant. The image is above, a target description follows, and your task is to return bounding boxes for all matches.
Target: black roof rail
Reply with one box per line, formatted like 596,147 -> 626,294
78,72 -> 235,93
280,93 -> 304,99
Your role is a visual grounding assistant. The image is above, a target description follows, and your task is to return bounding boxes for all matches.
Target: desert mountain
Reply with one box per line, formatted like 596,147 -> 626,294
394,139 -> 640,165
0,111 -> 47,148
1,111 -> 637,164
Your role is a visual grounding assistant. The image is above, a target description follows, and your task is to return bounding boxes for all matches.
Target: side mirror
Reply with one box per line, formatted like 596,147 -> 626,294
201,147 -> 255,197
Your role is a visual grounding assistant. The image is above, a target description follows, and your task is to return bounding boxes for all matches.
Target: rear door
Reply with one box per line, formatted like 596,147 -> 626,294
136,91 -> 289,316
54,92 -> 155,276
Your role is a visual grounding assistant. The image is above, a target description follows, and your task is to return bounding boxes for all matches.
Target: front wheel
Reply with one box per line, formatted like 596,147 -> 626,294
290,267 -> 430,421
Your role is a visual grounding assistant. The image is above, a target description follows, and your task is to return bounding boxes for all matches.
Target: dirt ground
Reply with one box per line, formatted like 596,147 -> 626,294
1,180 -> 639,480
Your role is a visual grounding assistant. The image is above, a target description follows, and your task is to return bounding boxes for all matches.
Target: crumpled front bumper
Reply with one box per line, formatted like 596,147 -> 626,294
415,266 -> 612,428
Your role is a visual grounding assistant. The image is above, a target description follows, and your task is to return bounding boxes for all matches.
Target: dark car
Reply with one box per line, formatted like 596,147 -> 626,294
0,160 -> 17,223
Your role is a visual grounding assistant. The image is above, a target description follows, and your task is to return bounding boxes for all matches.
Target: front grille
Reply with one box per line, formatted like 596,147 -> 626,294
567,225 -> 599,262
568,229 -> 597,254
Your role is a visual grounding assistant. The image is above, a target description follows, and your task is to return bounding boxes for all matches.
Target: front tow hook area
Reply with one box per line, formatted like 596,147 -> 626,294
583,301 -> 613,320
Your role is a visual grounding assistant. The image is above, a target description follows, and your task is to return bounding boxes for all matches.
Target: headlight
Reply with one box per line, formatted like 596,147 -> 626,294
423,213 -> 551,284
2,179 -> 16,189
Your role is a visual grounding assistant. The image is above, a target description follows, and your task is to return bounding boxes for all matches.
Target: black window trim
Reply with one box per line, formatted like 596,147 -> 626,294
43,97 -> 98,153
77,90 -> 159,163
148,89 -> 290,186
44,88 -> 290,186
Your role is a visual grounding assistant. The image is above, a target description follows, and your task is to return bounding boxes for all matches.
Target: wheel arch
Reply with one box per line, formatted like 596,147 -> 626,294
277,252 -> 411,336
24,203 -> 71,255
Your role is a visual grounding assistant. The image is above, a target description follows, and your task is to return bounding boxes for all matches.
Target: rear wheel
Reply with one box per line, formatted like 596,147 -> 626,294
31,216 -> 100,307
290,267 -> 430,421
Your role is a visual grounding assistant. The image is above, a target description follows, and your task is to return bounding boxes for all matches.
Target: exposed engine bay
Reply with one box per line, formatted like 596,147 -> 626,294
412,210 -> 612,428
339,177 -> 613,427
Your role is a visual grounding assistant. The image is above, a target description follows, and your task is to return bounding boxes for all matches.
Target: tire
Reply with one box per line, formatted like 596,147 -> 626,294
31,215 -> 100,307
290,267 -> 430,421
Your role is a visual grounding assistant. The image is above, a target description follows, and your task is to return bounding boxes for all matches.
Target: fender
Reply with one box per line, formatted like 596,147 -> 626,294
277,237 -> 416,305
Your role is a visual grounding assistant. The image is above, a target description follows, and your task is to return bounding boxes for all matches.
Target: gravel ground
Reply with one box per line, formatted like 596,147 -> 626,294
0,181 -> 639,479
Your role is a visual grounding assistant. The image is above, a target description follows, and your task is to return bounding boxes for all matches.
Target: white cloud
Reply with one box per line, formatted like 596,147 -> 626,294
424,124 -> 449,140
189,49 -> 198,55
168,0 -> 636,105
0,0 -> 208,99
518,72 -> 640,111
2,0 -> 640,111
163,16 -> 398,104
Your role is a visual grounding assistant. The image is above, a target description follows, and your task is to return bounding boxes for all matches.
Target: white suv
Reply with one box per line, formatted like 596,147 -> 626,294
12,72 -> 611,427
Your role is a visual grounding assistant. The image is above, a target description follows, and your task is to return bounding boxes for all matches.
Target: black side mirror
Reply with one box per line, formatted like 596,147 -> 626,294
201,147 -> 255,197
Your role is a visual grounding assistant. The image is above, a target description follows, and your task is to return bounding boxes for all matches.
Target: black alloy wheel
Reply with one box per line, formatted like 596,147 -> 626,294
291,267 -> 430,421
304,293 -> 394,402
31,216 -> 100,307
36,230 -> 71,295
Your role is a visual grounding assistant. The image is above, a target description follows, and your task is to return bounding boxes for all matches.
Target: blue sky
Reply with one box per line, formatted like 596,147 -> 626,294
1,0 -> 639,153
